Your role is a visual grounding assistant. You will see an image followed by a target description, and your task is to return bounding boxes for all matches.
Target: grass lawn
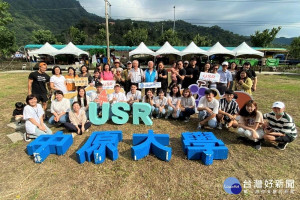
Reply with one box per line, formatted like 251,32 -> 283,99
0,72 -> 299,199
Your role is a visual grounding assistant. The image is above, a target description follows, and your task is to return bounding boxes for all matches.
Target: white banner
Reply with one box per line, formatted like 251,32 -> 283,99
138,82 -> 161,89
101,80 -> 116,89
199,72 -> 220,82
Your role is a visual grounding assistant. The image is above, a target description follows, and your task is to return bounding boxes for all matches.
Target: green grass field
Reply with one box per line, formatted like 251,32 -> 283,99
0,72 -> 299,199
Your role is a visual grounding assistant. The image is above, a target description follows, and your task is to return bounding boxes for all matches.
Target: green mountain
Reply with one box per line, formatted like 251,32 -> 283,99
5,0 -> 253,46
5,0 -> 105,45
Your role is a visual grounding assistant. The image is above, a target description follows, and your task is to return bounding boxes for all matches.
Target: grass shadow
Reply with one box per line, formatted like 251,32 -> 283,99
69,135 -> 90,162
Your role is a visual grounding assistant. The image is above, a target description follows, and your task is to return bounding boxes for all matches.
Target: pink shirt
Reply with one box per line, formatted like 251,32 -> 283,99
101,71 -> 114,80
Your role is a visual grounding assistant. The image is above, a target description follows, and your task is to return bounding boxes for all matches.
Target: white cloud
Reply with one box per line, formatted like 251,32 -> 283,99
79,0 -> 300,37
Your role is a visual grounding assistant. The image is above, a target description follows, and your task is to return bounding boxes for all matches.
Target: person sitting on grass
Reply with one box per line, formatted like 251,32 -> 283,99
64,102 -> 91,135
153,89 -> 167,118
263,101 -> 297,150
197,89 -> 219,129
90,83 -> 107,116
237,100 -> 264,150
49,90 -> 70,125
142,89 -> 155,119
179,88 -> 195,123
13,102 -> 25,125
108,84 -> 127,118
217,89 -> 239,129
23,94 -> 52,141
73,87 -> 91,118
165,84 -> 181,119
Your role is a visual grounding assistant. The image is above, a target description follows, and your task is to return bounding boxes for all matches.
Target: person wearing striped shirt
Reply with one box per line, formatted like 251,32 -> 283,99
263,101 -> 297,150
217,89 -> 239,129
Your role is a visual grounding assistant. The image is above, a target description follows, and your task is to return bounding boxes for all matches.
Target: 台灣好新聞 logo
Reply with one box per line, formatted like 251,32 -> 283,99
223,177 -> 242,194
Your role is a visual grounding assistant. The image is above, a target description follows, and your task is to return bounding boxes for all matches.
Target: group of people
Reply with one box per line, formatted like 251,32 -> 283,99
16,60 -> 297,151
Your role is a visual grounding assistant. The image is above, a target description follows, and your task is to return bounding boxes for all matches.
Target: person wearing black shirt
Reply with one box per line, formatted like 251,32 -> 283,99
157,61 -> 168,95
28,62 -> 50,117
175,60 -> 186,89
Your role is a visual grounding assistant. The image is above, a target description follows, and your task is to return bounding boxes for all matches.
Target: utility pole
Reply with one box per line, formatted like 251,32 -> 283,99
161,22 -> 164,35
105,0 -> 111,64
173,6 -> 175,33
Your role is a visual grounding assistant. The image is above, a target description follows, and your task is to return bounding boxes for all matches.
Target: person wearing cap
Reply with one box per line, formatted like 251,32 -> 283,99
129,60 -> 144,85
197,89 -> 219,129
236,62 -> 257,92
28,62 -> 51,119
144,61 -> 158,83
111,59 -> 123,74
263,102 -> 297,150
217,61 -> 232,95
217,89 -> 239,129
122,61 -> 132,93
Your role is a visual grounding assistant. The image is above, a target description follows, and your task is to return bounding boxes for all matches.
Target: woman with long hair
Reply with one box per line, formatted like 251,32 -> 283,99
65,67 -> 78,92
237,100 -> 264,150
165,84 -> 181,119
179,88 -> 195,122
232,70 -> 253,95
100,63 -> 114,81
78,65 -> 93,85
142,89 -> 155,119
73,87 -> 90,113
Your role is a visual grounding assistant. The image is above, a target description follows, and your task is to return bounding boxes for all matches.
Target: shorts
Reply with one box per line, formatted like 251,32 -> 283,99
275,135 -> 294,143
33,93 -> 48,103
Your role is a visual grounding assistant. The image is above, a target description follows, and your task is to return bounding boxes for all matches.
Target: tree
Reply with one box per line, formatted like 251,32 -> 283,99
0,0 -> 16,57
158,29 -> 181,46
123,28 -> 148,46
289,36 -> 300,59
93,28 -> 107,45
250,27 -> 281,47
0,0 -> 13,26
69,26 -> 87,45
0,26 -> 16,57
31,29 -> 57,44
193,34 -> 212,46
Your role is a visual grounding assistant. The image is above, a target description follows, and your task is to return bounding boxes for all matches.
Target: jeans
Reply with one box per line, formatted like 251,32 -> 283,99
167,106 -> 180,118
154,107 -> 166,116
198,110 -> 217,128
29,125 -> 52,138
180,108 -> 195,119
48,113 -> 68,124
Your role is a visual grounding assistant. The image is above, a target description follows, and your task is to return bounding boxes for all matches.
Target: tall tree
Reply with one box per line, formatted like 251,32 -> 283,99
68,26 -> 87,45
31,29 -> 57,44
193,34 -> 212,46
289,36 -> 300,59
123,28 -> 148,46
158,29 -> 181,46
0,0 -> 15,57
250,27 -> 281,47
93,28 -> 107,45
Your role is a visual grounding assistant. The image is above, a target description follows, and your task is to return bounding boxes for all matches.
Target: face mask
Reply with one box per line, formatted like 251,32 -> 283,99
274,111 -> 284,116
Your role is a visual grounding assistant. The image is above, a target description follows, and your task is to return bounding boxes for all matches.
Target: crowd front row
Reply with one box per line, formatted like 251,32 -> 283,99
20,82 -> 297,151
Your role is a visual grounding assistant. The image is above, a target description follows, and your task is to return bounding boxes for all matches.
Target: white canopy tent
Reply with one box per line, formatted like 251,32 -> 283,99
207,42 -> 235,56
28,42 -> 58,56
55,42 -> 89,56
180,41 -> 208,56
233,42 -> 264,57
155,41 -> 181,56
129,42 -> 156,57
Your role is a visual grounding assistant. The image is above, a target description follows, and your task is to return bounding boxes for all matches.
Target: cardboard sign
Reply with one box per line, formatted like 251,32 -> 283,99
199,72 -> 220,82
75,77 -> 88,87
138,82 -> 161,89
101,80 -> 116,89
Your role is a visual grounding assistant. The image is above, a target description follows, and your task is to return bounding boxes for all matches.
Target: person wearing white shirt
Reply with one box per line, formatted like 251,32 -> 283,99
165,85 -> 182,119
153,90 -> 167,118
128,60 -> 144,84
197,89 -> 219,129
23,94 -> 52,141
48,90 -> 70,125
127,84 -> 142,106
108,84 -> 127,118
50,66 -> 68,94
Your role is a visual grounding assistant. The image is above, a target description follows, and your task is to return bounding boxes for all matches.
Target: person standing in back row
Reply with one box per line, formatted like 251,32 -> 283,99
28,62 -> 50,120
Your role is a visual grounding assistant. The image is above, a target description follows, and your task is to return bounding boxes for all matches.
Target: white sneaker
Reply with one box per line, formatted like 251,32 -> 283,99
197,124 -> 202,130
23,132 -> 31,142
217,123 -> 222,130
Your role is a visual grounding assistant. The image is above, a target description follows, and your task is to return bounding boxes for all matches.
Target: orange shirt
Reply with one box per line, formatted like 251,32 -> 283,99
65,75 -> 78,91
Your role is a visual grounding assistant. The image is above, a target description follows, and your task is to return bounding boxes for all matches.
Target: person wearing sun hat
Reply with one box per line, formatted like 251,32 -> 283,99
112,58 -> 123,74
263,101 -> 297,150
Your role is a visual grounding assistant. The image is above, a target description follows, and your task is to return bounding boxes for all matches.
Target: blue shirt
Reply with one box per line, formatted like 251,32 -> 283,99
217,69 -> 232,84
145,69 -> 157,82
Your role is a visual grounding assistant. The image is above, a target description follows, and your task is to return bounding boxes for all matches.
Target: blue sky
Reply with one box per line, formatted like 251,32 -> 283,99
78,0 -> 300,38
